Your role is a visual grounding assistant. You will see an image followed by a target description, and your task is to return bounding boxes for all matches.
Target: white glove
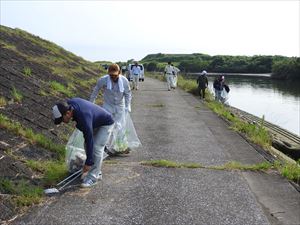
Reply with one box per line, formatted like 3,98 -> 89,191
125,106 -> 131,113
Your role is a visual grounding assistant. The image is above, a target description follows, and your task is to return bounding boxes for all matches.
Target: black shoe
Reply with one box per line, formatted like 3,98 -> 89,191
104,147 -> 117,157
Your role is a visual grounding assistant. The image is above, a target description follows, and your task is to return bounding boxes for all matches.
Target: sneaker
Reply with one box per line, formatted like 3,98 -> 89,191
104,147 -> 117,157
81,178 -> 97,188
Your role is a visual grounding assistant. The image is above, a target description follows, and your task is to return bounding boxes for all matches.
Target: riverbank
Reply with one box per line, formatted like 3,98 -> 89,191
226,106 -> 300,163
187,72 -> 271,77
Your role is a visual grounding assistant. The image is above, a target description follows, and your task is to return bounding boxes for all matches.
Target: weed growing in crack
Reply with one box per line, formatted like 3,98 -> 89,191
11,86 -> 23,103
0,96 -> 7,107
23,67 -> 32,76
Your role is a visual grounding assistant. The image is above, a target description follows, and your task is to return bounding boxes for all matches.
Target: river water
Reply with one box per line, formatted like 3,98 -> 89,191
205,75 -> 300,136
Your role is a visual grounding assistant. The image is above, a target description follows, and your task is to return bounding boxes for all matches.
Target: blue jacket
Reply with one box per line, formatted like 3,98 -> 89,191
68,98 -> 114,166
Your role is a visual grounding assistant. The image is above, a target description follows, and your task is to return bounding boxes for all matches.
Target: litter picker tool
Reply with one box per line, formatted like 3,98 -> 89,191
44,169 -> 82,195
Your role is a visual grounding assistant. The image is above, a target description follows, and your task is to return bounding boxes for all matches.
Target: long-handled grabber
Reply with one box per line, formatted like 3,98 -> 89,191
44,169 -> 82,195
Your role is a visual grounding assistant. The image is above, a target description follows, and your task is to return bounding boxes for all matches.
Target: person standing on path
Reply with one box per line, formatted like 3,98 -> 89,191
213,75 -> 225,102
131,61 -> 142,90
171,64 -> 180,88
52,97 -> 114,188
89,63 -> 132,155
164,61 -> 175,91
196,70 -> 208,99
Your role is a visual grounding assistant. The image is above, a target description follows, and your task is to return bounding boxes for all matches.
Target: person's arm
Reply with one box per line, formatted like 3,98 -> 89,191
205,76 -> 208,87
89,78 -> 104,103
77,114 -> 94,167
124,78 -> 132,112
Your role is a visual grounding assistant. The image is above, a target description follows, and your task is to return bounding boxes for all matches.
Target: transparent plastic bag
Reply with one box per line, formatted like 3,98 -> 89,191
106,112 -> 141,152
125,113 -> 141,149
65,129 -> 86,173
221,89 -> 229,103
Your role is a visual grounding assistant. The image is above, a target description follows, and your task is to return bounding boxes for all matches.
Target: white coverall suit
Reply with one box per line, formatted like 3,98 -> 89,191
90,74 -> 132,152
164,65 -> 176,90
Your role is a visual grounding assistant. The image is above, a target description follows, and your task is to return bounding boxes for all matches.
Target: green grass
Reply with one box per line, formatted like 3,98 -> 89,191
209,161 -> 273,171
0,96 -> 7,107
75,77 -> 98,89
0,113 -> 65,159
141,159 -> 203,169
23,67 -> 32,76
50,81 -> 74,97
39,90 -> 48,96
141,159 -> 272,171
141,158 -> 300,184
0,178 -> 43,207
42,161 -> 68,186
274,161 -> 300,183
11,86 -> 23,103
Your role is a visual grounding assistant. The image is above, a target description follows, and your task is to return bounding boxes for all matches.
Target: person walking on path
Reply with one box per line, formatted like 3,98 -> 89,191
164,61 -> 176,91
171,64 -> 180,88
196,70 -> 208,99
131,61 -> 141,90
89,63 -> 132,155
52,97 -> 114,188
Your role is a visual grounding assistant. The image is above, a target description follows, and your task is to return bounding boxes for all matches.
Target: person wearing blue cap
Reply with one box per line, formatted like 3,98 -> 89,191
52,97 -> 114,188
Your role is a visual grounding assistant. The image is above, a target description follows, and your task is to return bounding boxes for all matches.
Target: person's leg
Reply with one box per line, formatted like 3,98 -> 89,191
83,124 -> 114,184
132,76 -> 135,90
166,75 -> 171,90
202,88 -> 206,99
217,90 -> 222,102
135,76 -> 139,90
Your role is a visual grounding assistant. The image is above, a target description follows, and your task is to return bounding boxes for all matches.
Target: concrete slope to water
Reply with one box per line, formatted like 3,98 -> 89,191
12,77 -> 300,225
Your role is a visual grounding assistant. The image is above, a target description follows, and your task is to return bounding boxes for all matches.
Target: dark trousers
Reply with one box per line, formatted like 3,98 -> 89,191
199,87 -> 206,99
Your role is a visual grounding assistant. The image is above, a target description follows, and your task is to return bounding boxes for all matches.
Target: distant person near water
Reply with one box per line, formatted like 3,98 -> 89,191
196,70 -> 208,99
213,75 -> 230,103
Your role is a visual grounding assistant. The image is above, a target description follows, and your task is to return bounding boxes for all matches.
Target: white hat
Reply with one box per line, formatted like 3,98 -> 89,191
201,70 -> 207,75
52,103 -> 69,124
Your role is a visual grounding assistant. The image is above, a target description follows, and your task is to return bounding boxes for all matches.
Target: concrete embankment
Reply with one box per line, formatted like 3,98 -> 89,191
228,106 -> 300,163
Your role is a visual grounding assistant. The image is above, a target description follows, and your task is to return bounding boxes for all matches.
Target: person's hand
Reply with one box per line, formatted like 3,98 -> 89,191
83,165 -> 91,173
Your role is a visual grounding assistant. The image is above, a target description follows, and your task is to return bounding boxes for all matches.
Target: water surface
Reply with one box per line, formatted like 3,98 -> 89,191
206,76 -> 300,136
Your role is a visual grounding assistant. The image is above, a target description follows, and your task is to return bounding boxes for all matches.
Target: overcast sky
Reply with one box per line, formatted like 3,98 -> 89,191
1,0 -> 299,62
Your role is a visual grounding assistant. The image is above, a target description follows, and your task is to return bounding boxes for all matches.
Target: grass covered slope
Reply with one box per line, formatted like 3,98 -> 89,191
0,25 -> 105,222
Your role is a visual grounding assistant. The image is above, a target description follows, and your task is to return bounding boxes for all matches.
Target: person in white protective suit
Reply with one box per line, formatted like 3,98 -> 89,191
90,63 -> 132,155
171,64 -> 180,88
131,61 -> 141,90
164,62 -> 176,91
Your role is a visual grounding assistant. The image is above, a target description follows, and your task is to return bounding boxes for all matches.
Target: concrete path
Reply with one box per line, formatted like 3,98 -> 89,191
12,77 -> 300,225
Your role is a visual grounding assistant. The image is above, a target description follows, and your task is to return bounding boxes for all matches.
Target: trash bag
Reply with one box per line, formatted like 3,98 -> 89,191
221,89 -> 229,103
106,112 -> 141,152
125,113 -> 141,149
65,129 -> 86,173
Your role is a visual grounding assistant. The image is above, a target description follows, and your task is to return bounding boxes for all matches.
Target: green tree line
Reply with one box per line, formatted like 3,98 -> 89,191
141,53 -> 300,80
